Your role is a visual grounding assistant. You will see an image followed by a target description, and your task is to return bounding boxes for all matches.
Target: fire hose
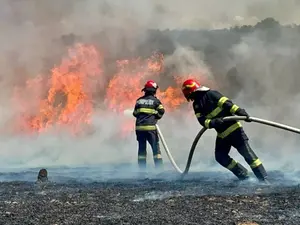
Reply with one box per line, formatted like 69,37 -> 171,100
123,110 -> 300,176
156,116 -> 300,176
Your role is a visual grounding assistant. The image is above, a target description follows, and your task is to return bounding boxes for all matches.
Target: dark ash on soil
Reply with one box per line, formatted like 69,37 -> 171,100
0,178 -> 299,225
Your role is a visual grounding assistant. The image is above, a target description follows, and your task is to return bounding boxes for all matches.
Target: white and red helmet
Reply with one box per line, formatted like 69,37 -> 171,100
142,80 -> 159,92
182,79 -> 210,101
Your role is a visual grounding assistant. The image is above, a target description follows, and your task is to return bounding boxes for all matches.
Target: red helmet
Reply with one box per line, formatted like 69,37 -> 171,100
142,80 -> 158,92
182,79 -> 209,101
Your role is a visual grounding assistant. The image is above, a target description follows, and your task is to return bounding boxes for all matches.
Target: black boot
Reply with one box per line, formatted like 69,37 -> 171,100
154,158 -> 163,169
138,158 -> 147,170
236,141 -> 269,183
230,163 -> 249,180
252,164 -> 268,182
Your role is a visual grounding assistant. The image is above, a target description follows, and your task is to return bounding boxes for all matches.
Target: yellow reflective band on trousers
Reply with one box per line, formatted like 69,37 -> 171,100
153,154 -> 162,159
227,159 -> 237,170
230,104 -> 239,114
134,108 -> 157,114
250,159 -> 262,168
138,155 -> 146,159
157,104 -> 164,109
217,122 -> 242,139
135,125 -> 156,131
217,97 -> 229,108
204,119 -> 211,128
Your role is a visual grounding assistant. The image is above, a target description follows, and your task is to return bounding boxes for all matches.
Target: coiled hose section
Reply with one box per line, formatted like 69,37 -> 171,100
156,116 -> 300,176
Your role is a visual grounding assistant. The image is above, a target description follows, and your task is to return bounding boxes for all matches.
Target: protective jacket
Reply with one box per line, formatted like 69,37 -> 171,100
133,94 -> 165,131
193,90 -> 245,139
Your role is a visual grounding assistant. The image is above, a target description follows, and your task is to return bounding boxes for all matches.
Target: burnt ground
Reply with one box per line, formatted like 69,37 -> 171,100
0,170 -> 299,225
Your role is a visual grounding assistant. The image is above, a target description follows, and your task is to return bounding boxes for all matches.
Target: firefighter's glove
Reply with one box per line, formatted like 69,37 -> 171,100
155,114 -> 162,120
210,118 -> 224,129
236,108 -> 251,122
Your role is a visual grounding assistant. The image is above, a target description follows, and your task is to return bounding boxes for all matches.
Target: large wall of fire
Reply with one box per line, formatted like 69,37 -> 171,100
11,40 -> 208,136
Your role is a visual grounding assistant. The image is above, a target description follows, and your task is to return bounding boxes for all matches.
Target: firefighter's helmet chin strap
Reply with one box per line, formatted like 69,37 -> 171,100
185,95 -> 194,102
186,91 -> 198,102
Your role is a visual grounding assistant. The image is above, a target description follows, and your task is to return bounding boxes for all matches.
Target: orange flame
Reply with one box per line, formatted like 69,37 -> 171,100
105,53 -> 163,112
11,43 -> 211,137
13,43 -> 103,135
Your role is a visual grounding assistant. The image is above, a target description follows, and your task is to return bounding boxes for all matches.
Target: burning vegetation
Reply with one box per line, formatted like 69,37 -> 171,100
11,43 -> 210,137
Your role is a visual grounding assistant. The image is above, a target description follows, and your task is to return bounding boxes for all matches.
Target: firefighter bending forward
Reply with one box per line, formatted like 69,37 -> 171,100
133,80 -> 165,169
181,79 -> 268,182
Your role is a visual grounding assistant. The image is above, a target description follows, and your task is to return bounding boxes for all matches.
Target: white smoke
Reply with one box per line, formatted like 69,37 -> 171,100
0,0 -> 299,182
226,30 -> 300,174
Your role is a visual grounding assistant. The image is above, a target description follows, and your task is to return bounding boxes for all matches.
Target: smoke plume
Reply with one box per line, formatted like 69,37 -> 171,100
0,0 -> 299,182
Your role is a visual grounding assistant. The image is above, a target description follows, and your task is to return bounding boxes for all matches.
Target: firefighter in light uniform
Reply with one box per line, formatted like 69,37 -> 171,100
181,79 -> 268,182
133,80 -> 165,169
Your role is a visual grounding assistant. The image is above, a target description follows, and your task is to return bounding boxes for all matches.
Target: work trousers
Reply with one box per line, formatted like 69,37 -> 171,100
215,128 -> 268,181
136,130 -> 163,169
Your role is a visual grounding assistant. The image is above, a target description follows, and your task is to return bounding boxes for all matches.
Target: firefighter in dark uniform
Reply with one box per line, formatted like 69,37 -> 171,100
181,79 -> 268,182
133,80 -> 165,169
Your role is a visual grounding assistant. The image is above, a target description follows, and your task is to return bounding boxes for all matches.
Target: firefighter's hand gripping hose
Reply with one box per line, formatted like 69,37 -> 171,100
158,116 -> 300,176
123,109 -> 300,176
182,116 -> 300,177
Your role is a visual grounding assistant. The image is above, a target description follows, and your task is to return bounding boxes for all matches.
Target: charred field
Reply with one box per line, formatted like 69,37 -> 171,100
1,15 -> 300,225
0,167 -> 300,225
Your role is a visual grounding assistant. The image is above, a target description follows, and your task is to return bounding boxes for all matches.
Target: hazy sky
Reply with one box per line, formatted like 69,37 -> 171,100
151,0 -> 300,29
